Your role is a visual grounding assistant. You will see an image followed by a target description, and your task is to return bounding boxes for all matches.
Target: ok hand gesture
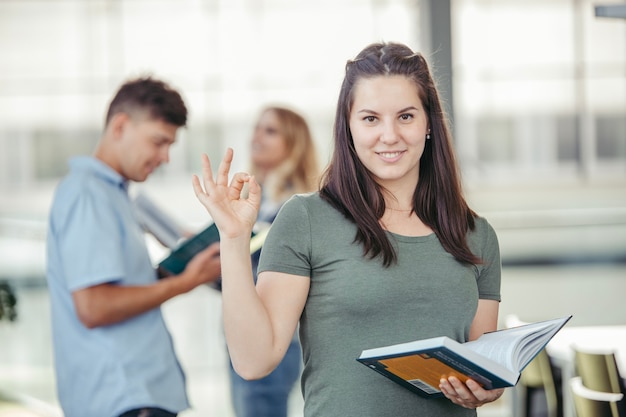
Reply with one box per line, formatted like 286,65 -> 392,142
192,148 -> 261,239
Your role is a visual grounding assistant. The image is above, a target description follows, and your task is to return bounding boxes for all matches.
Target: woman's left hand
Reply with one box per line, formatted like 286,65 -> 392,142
439,377 -> 504,409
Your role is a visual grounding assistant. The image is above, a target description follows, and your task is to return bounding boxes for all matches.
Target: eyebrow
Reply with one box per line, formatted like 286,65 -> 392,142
356,106 -> 420,115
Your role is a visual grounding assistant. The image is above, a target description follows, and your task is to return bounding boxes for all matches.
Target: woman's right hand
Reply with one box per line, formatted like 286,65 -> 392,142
192,148 -> 261,239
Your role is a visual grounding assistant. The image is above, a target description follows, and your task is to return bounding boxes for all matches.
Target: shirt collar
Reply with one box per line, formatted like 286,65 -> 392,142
69,156 -> 129,191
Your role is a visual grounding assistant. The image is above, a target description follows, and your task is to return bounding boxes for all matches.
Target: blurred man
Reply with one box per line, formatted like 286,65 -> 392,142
46,77 -> 221,417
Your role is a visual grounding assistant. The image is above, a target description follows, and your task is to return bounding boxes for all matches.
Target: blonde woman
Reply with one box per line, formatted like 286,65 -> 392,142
228,106 -> 319,417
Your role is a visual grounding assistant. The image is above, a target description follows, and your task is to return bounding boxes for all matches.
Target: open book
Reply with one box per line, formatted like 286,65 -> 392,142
357,315 -> 572,398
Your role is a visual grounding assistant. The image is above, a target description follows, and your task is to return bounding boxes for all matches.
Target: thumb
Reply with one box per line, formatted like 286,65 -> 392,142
247,175 -> 262,210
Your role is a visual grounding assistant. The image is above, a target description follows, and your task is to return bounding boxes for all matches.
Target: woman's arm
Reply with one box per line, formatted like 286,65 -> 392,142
469,298 -> 499,341
193,149 -> 307,380
222,266 -> 309,379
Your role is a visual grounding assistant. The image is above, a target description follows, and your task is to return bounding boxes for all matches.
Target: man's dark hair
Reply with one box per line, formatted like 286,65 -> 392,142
105,76 -> 188,127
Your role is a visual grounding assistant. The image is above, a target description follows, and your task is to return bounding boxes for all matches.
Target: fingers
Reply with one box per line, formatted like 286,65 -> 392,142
197,153 -> 215,197
193,153 -> 214,204
247,175 -> 262,207
192,149 -> 259,212
465,379 -> 503,402
440,377 -> 478,409
193,150 -> 231,204
201,153 -> 214,184
192,174 -> 205,201
204,241 -> 221,257
440,377 -> 503,409
227,172 -> 251,200
216,147 -> 234,187
246,175 -> 262,214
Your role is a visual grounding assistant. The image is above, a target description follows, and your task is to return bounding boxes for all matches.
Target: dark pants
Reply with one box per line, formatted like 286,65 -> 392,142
118,408 -> 177,417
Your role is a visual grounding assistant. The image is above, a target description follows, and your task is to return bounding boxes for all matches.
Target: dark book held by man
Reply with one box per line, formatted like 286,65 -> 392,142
357,315 -> 572,398
159,222 -> 220,275
158,223 -> 267,276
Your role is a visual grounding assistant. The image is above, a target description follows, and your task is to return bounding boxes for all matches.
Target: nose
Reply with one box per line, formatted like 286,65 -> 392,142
380,121 -> 399,144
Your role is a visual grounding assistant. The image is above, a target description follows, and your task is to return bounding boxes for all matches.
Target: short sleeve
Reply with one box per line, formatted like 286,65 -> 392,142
55,187 -> 126,290
470,217 -> 502,301
257,195 -> 313,277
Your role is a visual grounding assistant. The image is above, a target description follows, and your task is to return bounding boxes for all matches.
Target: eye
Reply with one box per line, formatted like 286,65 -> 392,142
399,113 -> 414,121
363,115 -> 377,123
152,136 -> 171,146
265,127 -> 278,135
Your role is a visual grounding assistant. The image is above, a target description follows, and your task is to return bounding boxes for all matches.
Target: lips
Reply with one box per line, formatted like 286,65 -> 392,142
377,150 -> 405,162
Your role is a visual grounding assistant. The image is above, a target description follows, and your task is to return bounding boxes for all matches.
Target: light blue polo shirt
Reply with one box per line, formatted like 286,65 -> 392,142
46,156 -> 189,417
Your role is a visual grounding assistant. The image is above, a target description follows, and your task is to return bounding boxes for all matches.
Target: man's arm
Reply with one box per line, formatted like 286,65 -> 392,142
72,242 -> 221,328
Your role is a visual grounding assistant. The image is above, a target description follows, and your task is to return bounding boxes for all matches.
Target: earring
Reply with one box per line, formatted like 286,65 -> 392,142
426,132 -> 431,140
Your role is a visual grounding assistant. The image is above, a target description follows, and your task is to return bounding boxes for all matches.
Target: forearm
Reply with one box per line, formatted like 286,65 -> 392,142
72,275 -> 189,328
469,299 -> 499,341
220,236 -> 278,379
191,148 -> 279,377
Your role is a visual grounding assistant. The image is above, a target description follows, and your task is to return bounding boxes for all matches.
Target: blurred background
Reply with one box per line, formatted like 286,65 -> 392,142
0,0 -> 624,416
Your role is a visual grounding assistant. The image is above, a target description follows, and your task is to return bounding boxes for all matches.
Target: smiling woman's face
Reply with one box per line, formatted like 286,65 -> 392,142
349,75 -> 429,190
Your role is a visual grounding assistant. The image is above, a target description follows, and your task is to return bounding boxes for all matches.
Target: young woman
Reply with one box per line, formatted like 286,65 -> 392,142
193,42 -> 504,416
227,106 -> 319,417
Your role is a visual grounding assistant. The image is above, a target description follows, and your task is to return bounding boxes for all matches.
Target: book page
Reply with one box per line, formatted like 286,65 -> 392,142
463,316 -> 571,372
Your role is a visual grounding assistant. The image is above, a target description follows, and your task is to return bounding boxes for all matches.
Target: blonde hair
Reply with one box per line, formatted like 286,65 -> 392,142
250,106 -> 320,202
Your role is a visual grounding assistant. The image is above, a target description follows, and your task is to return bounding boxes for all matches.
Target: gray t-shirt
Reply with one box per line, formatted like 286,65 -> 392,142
258,192 -> 501,417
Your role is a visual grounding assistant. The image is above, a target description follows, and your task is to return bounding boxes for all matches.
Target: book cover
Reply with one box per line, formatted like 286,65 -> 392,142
158,223 -> 269,276
158,222 -> 221,275
357,315 -> 572,398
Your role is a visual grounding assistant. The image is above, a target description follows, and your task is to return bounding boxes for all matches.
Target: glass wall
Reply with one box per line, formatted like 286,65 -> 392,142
0,0 -> 421,192
1,0 -> 624,194
452,0 -> 626,186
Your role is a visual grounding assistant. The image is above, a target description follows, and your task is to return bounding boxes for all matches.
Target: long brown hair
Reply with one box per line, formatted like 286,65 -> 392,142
320,42 -> 480,267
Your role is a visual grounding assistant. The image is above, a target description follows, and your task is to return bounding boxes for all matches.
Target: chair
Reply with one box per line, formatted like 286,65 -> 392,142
573,347 -> 624,394
570,376 -> 624,417
573,346 -> 626,416
505,315 -> 561,417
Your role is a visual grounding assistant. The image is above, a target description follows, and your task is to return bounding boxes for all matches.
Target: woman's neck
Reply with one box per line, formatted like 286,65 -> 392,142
379,177 -> 418,212
380,210 -> 433,236
383,193 -> 415,213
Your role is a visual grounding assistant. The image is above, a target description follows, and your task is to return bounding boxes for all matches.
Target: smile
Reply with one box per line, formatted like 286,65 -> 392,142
377,151 -> 405,160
